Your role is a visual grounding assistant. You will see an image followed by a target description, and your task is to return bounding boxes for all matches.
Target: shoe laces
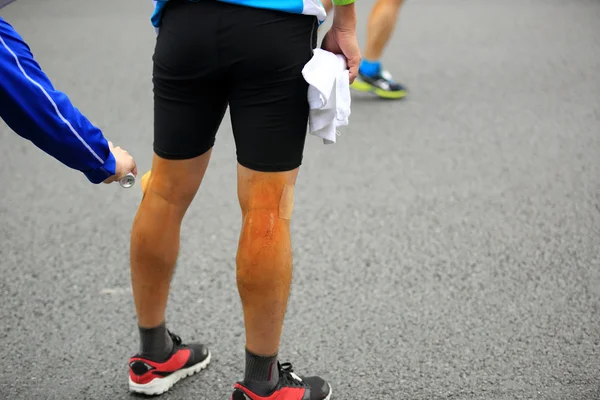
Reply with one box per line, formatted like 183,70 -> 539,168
167,330 -> 183,346
279,362 -> 307,388
380,69 -> 393,81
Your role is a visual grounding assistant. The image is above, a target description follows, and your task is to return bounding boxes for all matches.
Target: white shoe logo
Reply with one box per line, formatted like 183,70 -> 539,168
289,372 -> 303,382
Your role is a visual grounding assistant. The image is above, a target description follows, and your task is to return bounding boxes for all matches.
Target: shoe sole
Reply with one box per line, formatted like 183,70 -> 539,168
231,381 -> 333,400
128,351 -> 211,396
324,384 -> 333,400
350,80 -> 407,99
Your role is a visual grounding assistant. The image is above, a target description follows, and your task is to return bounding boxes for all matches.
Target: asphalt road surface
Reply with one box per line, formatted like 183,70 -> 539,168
1,0 -> 599,399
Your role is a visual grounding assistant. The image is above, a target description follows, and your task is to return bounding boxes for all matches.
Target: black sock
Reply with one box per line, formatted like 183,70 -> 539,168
138,322 -> 173,362
243,348 -> 279,395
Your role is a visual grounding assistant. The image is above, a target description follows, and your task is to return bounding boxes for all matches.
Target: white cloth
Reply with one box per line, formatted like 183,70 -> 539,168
302,48 -> 351,145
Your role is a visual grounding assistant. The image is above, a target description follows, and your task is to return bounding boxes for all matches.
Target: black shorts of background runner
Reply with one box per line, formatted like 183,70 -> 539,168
152,0 -> 318,172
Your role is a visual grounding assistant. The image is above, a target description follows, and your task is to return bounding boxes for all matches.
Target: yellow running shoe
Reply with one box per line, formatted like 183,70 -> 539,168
350,69 -> 408,100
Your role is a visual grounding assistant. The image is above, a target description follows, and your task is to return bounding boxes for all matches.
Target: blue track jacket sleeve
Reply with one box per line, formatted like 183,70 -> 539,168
0,17 -> 116,184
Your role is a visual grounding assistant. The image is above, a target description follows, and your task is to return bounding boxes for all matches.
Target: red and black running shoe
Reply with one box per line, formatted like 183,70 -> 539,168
231,362 -> 331,400
128,331 -> 211,396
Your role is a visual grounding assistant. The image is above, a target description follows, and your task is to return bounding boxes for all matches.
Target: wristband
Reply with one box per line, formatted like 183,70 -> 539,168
332,0 -> 355,5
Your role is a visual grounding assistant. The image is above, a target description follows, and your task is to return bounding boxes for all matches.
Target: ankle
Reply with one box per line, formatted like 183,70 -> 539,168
243,348 -> 279,395
359,59 -> 382,77
138,322 -> 174,362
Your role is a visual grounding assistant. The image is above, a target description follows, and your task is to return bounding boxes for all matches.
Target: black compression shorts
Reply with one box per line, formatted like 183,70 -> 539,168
152,0 -> 318,172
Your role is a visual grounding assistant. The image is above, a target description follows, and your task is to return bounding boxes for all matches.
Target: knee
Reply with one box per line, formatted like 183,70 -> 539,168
238,174 -> 295,222
236,178 -> 295,286
236,212 -> 286,284
143,170 -> 198,209
236,219 -> 292,292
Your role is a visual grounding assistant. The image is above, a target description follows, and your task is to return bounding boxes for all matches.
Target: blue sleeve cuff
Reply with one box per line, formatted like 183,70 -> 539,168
84,151 -> 116,184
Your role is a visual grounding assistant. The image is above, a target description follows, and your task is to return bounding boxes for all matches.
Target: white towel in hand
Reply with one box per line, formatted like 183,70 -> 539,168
302,48 -> 351,144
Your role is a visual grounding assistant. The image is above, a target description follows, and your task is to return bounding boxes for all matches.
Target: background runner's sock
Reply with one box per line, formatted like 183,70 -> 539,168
243,348 -> 279,395
359,59 -> 382,77
138,322 -> 173,362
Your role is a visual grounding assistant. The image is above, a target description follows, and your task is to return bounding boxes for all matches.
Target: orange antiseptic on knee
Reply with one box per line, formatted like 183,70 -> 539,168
240,174 -> 295,220
236,175 -> 294,289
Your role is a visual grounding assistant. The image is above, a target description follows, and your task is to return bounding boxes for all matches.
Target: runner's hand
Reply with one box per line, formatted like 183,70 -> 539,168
321,4 -> 361,83
103,141 -> 137,184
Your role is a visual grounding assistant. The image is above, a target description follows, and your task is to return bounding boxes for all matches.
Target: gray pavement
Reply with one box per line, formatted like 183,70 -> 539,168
1,0 -> 599,399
